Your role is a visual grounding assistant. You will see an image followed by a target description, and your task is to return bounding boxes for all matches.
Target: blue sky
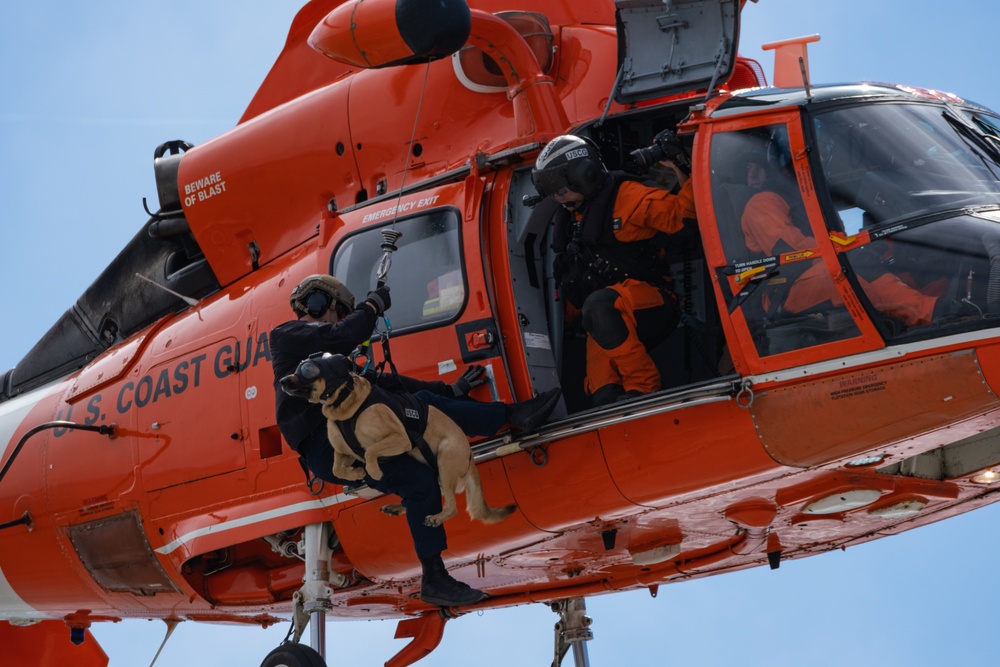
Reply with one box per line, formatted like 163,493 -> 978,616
4,1 -> 1000,665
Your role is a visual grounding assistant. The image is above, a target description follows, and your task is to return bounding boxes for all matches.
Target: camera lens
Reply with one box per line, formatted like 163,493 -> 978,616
629,143 -> 666,170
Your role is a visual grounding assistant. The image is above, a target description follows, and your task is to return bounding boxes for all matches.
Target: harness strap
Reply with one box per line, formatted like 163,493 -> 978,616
397,392 -> 438,477
378,329 -> 403,385
325,373 -> 354,408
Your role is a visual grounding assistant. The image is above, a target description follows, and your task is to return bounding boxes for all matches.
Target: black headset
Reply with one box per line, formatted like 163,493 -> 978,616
303,290 -> 334,318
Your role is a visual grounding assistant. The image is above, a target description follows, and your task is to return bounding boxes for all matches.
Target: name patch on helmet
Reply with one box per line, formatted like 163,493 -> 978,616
565,148 -> 589,160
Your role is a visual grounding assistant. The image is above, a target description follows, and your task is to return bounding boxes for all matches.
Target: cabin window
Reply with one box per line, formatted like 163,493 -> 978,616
709,123 -> 861,357
332,209 -> 466,332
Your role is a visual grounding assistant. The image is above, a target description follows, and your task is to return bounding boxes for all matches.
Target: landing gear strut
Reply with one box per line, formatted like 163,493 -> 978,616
551,597 -> 593,667
263,523 -> 351,667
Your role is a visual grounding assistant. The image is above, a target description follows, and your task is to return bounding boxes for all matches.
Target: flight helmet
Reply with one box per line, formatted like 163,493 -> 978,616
290,274 -> 355,318
531,135 -> 608,199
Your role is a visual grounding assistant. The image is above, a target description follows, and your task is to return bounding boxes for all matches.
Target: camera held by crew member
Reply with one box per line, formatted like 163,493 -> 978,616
529,134 -> 697,406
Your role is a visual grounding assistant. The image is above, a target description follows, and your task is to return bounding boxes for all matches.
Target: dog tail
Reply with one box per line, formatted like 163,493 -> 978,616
464,463 -> 516,524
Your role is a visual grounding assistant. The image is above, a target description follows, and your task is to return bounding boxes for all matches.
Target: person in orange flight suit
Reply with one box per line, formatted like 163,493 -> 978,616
740,153 -> 940,327
531,134 -> 697,406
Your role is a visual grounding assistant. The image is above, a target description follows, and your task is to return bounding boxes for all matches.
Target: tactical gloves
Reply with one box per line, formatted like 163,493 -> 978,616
365,285 -> 391,316
450,365 -> 488,397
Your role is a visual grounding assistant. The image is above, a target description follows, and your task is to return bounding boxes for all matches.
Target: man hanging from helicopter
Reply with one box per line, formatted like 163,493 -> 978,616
529,133 -> 698,406
269,274 -> 560,607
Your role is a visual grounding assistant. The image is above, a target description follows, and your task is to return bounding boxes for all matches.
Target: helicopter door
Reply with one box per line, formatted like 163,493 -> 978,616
330,181 -> 508,397
498,169 -> 564,402
614,0 -> 740,104
704,113 -> 884,373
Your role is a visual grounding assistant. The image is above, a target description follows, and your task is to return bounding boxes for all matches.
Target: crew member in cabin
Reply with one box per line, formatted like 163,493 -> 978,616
531,135 -> 697,406
738,149 -> 946,327
269,274 -> 559,607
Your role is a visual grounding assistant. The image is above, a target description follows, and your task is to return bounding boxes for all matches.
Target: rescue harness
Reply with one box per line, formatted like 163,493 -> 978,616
552,171 -> 672,307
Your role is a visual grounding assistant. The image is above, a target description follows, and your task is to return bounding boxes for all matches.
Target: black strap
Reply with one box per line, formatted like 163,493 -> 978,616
376,329 -> 402,386
297,455 -> 324,496
397,392 -> 438,476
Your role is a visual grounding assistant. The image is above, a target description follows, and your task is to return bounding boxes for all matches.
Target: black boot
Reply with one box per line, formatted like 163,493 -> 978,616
419,555 -> 485,607
590,383 -> 624,407
506,387 -> 561,432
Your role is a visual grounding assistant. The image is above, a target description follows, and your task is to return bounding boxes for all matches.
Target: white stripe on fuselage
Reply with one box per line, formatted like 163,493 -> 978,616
0,386 -> 54,620
154,492 -> 357,555
0,386 -> 47,465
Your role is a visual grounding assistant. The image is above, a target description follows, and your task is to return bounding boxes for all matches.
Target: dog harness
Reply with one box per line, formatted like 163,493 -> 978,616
335,385 -> 439,475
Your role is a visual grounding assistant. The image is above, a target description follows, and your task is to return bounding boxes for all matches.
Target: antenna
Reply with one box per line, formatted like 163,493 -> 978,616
135,272 -> 199,307
598,65 -> 625,127
799,56 -> 812,100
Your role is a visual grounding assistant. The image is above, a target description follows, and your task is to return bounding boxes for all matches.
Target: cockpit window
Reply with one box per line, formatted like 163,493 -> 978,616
838,214 -> 1000,340
810,103 -> 1000,342
811,103 -> 1000,234
332,209 -> 466,332
967,110 -> 1000,139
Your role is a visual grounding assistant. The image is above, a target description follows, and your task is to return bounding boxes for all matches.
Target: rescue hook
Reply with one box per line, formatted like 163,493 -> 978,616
375,228 -> 403,288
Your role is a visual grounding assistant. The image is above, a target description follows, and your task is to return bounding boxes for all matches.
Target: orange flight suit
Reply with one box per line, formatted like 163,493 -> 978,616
741,190 -> 937,325
574,178 -> 696,397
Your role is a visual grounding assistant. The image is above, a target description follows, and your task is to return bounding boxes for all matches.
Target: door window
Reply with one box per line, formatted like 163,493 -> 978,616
709,122 -> 861,358
332,209 -> 466,332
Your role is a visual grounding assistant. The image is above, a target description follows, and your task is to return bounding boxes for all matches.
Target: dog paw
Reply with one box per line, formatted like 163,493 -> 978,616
423,515 -> 444,527
380,504 -> 406,516
367,468 -> 384,481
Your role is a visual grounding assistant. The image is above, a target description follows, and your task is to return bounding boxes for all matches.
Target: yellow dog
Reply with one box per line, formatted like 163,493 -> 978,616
280,353 -> 515,527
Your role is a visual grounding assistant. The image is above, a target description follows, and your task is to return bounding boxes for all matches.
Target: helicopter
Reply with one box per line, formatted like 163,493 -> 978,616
6,2 -> 1000,666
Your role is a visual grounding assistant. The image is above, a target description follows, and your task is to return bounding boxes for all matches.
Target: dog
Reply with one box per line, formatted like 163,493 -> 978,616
280,352 -> 516,527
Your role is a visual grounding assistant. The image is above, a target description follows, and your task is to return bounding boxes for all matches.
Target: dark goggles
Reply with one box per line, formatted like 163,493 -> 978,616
296,352 -> 354,381
297,358 -> 323,380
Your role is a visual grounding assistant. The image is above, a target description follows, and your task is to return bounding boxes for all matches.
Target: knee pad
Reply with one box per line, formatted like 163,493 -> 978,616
582,289 -> 629,350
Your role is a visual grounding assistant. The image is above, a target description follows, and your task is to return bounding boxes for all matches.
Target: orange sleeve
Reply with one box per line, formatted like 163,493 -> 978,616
612,179 -> 696,242
741,191 -> 814,255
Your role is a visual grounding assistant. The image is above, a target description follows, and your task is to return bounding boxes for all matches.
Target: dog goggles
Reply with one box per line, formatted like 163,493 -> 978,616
297,359 -> 323,380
